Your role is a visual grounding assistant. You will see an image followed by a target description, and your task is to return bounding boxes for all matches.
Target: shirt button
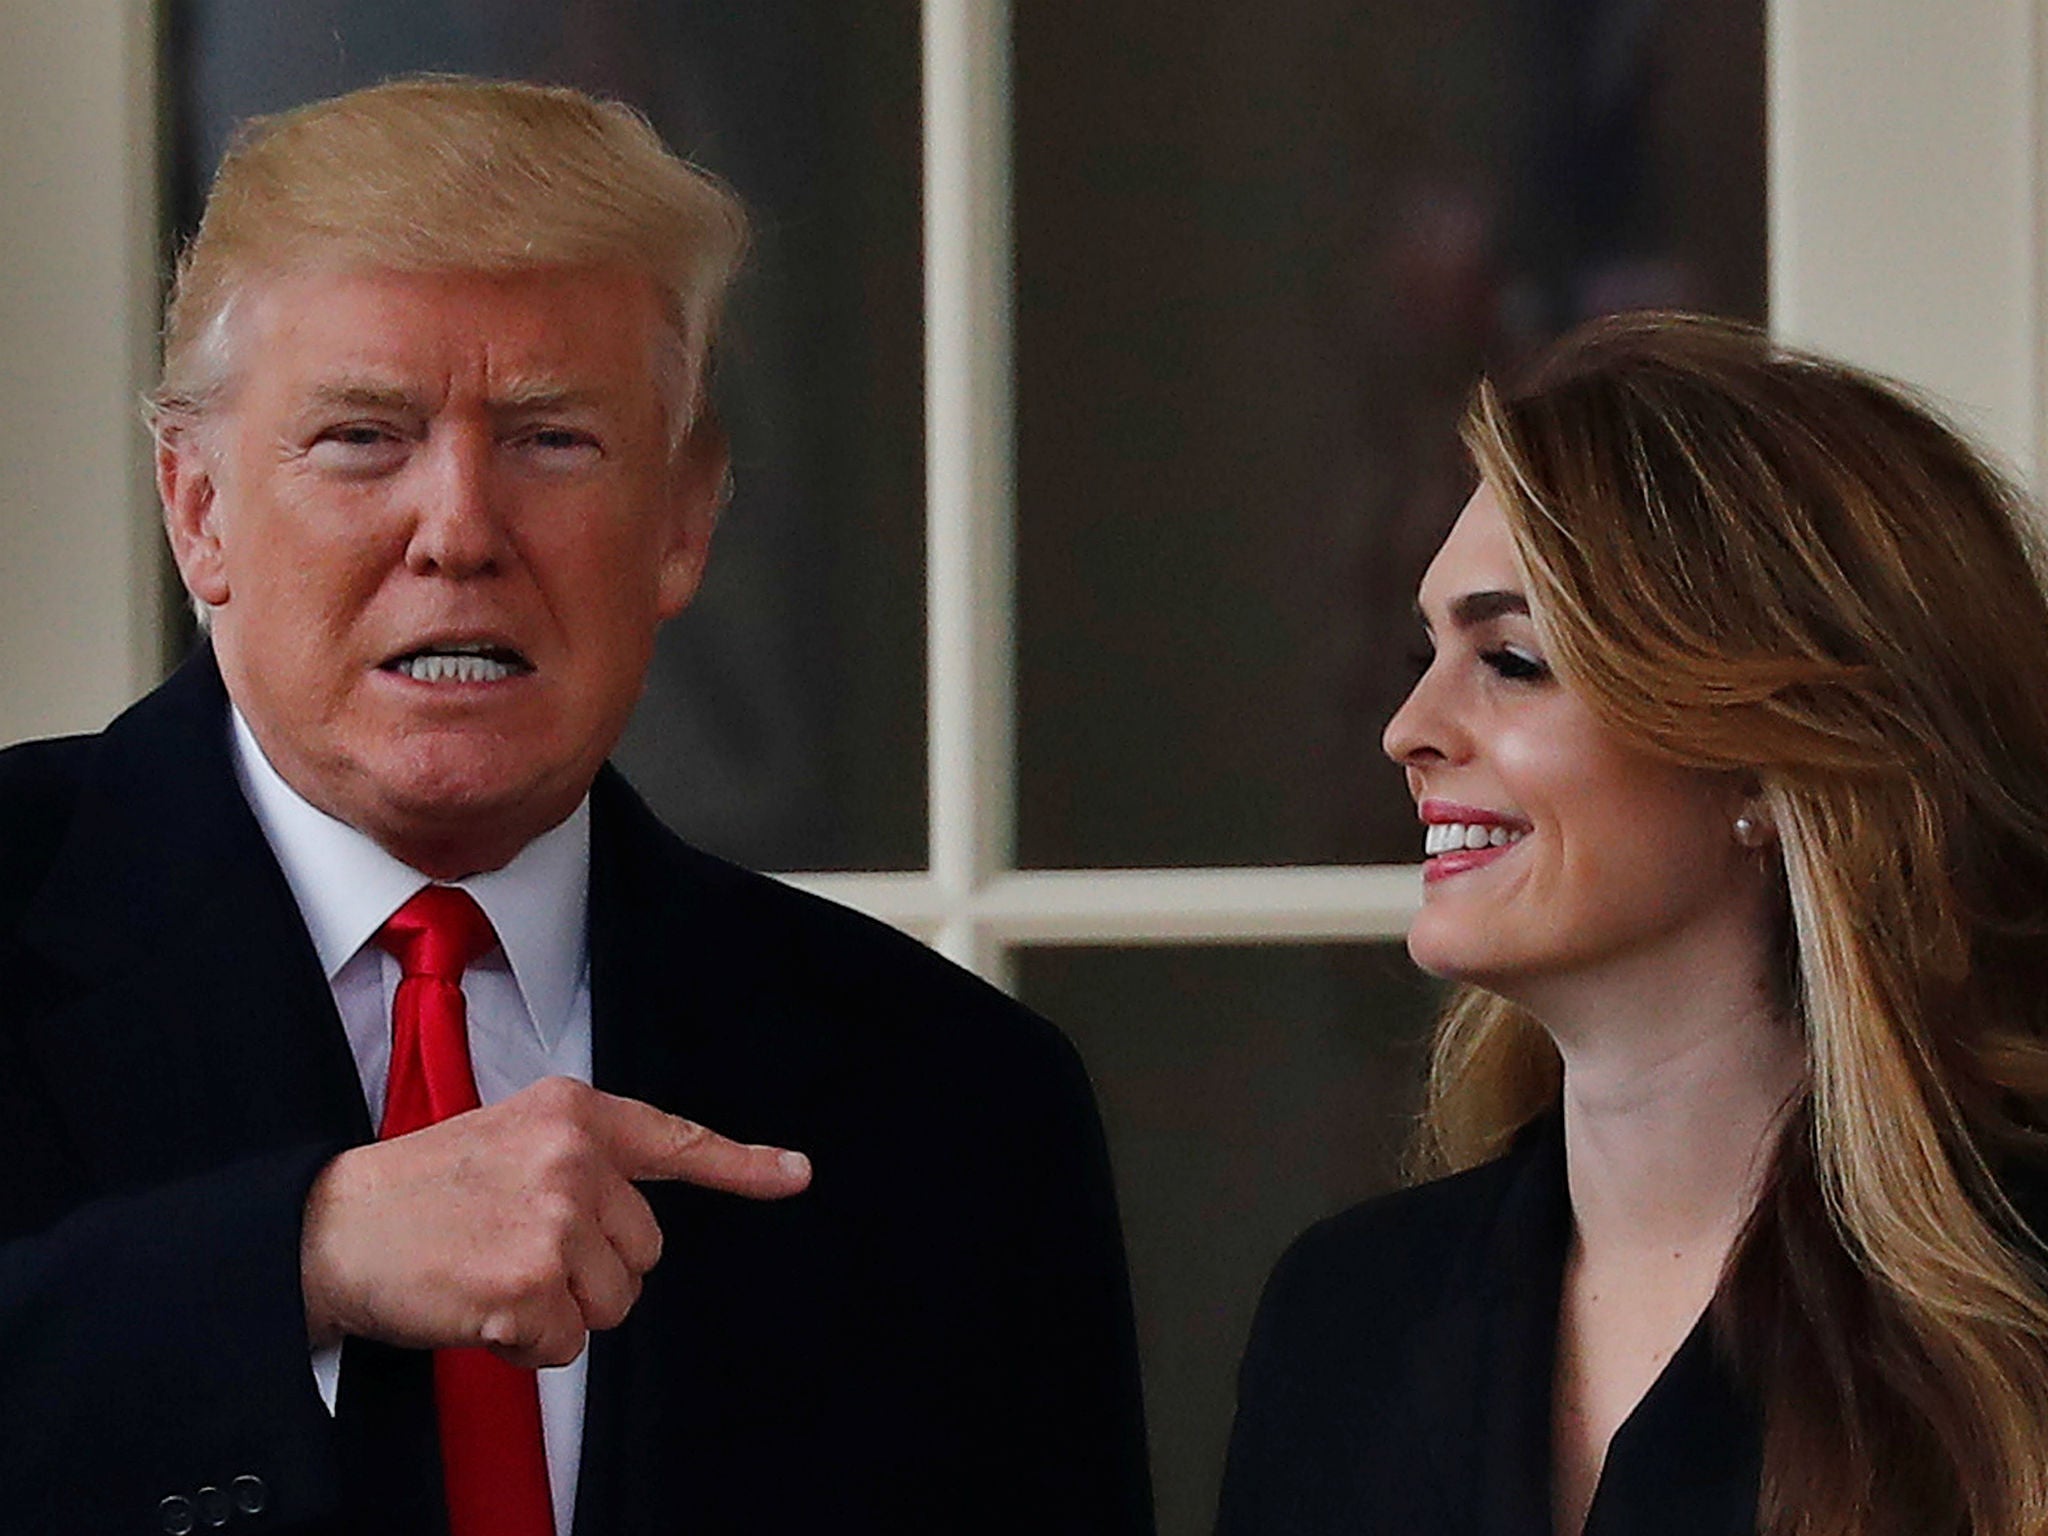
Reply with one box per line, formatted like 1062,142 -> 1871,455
196,1485 -> 233,1527
231,1475 -> 270,1516
159,1496 -> 197,1536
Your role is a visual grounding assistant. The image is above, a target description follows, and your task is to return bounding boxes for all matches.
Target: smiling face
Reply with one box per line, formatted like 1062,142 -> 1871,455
159,264 -> 722,876
1383,485 -> 1771,997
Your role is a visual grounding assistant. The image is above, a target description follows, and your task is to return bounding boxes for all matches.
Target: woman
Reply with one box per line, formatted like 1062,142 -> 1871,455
1218,312 -> 2048,1536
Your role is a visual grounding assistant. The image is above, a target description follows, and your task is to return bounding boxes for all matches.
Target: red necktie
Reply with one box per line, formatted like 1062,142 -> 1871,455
376,886 -> 556,1536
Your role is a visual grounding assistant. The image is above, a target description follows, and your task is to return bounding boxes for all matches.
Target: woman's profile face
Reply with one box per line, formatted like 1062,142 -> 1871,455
1384,485 -> 1768,996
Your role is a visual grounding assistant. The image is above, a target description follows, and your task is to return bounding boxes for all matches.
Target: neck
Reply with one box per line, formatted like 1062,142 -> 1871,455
1517,949 -> 1804,1264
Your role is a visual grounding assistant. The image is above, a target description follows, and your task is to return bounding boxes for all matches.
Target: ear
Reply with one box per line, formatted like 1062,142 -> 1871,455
157,426 -> 232,608
1726,773 -> 1777,850
653,408 -> 730,619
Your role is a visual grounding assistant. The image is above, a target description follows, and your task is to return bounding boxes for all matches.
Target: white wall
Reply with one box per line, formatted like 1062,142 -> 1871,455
1772,0 -> 2045,484
0,0 -> 160,746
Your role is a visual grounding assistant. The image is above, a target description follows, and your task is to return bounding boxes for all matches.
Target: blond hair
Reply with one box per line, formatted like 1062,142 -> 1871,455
149,74 -> 748,443
1416,312 -> 2048,1535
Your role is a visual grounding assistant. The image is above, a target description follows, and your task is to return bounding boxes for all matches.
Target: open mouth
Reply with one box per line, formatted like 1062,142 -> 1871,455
1416,800 -> 1532,882
1423,821 -> 1527,856
380,642 -> 534,684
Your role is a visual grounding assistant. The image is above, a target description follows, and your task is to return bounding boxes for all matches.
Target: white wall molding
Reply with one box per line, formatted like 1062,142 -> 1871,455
780,866 -> 1421,947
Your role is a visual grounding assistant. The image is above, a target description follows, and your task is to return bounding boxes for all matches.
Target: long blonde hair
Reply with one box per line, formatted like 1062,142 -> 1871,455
1416,313 -> 2048,1535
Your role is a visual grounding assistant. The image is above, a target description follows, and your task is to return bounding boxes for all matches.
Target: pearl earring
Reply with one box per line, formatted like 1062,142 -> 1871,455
1734,814 -> 1765,847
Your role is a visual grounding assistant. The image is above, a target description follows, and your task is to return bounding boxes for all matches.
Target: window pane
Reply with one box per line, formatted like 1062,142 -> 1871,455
1020,943 -> 1443,1536
164,0 -> 926,871
1015,0 -> 1766,868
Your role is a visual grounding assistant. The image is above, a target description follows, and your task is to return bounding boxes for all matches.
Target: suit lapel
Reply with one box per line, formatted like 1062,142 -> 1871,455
571,771 -> 686,1535
1403,1119 -> 1572,1536
1406,1117 -> 1761,1536
1584,1312 -> 1759,1536
571,769 -> 845,1534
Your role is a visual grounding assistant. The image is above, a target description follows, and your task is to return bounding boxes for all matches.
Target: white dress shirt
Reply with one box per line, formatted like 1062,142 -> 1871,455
231,709 -> 592,1536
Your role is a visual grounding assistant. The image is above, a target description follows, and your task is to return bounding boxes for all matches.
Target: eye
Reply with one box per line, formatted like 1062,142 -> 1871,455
1480,645 -> 1550,683
305,422 -> 409,472
318,421 -> 407,450
512,424 -> 604,463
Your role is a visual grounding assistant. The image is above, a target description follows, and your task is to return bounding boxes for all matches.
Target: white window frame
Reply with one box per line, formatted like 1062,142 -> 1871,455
4,1 -> 2045,995
779,0 -> 1421,988
784,0 -> 2048,993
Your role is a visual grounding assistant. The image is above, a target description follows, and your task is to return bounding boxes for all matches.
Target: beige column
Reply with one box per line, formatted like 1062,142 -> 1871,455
1771,0 -> 2048,485
0,0 -> 160,747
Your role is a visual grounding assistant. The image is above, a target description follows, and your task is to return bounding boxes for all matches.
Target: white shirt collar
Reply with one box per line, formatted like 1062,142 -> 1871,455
229,707 -> 590,1049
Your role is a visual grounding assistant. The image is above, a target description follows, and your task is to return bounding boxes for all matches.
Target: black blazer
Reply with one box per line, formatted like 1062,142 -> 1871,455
1217,1118 -> 1758,1536
0,650 -> 1154,1536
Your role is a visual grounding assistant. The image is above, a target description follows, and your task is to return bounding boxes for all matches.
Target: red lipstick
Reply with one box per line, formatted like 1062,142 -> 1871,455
1417,799 -> 1531,884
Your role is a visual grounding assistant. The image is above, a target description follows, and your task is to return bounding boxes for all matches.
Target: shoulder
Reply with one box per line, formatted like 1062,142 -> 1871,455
1222,1146 -> 1538,1522
591,769 -> 1088,1094
0,732 -> 95,930
0,651 -> 241,941
1252,1151 -> 1527,1344
0,731 -> 95,830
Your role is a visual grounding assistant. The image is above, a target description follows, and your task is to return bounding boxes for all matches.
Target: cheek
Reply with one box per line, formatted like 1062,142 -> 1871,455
1555,768 -> 1735,916
1485,721 -> 1588,835
529,534 -> 667,675
231,549 -> 384,659
559,501 -> 676,603
218,482 -> 392,612
1490,718 -> 1730,895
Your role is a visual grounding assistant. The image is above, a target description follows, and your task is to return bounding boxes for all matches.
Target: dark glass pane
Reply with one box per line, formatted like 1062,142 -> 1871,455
1020,944 -> 1443,1536
164,0 -> 925,871
1015,0 -> 1766,868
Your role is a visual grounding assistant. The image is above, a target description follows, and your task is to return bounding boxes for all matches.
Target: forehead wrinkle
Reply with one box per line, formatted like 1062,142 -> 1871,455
240,271 -> 669,448
490,382 -> 611,413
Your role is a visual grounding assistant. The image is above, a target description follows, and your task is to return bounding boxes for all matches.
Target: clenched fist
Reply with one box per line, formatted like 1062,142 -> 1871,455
299,1076 -> 810,1367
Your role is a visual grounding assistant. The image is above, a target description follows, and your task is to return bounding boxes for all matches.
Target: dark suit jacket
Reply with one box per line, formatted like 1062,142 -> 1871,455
0,650 -> 1154,1536
1216,1117 -> 1758,1536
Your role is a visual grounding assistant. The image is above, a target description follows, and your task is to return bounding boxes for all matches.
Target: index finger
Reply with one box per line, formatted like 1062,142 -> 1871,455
589,1092 -> 812,1199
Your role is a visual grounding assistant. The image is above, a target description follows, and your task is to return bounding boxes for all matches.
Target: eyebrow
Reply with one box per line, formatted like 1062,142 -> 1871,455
301,381 -> 612,416
304,381 -> 418,413
1414,589 -> 1531,629
1452,590 -> 1530,625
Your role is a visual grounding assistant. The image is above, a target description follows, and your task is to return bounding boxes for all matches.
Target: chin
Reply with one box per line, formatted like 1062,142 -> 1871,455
349,754 -> 572,864
373,795 -> 551,878
1405,911 -> 1471,980
375,748 -> 528,811
1404,918 -> 1521,989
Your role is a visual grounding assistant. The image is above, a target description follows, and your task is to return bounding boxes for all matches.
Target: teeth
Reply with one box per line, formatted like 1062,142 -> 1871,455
396,652 -> 516,684
1423,821 -> 1527,857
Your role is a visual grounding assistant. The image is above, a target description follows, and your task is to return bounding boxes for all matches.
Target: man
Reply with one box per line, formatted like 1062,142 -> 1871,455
0,78 -> 1151,1535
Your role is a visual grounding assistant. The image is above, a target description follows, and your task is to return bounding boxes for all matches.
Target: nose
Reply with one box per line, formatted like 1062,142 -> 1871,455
404,430 -> 507,579
1382,658 -> 1462,769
